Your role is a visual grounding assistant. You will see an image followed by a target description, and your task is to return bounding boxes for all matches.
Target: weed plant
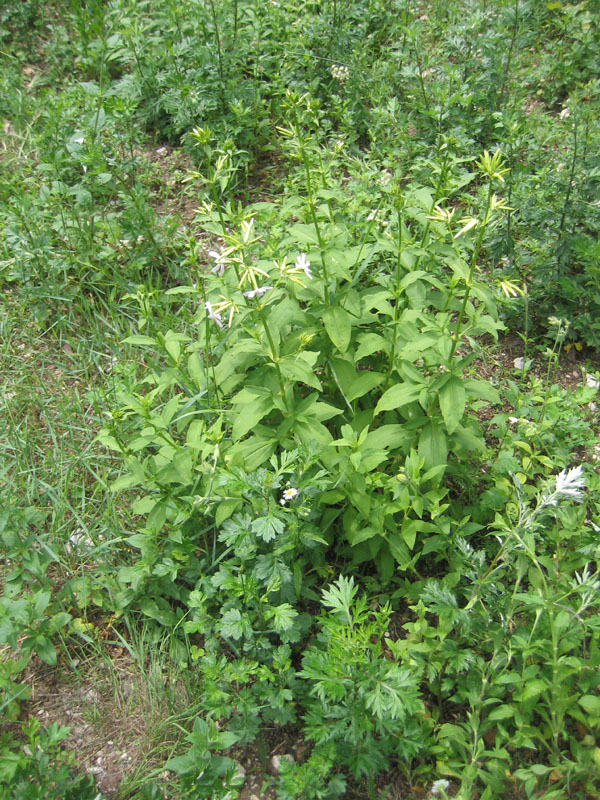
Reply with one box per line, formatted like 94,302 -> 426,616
1,0 -> 600,798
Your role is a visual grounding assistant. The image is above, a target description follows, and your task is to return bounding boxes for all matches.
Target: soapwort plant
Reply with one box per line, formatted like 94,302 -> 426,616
106,129 -> 510,587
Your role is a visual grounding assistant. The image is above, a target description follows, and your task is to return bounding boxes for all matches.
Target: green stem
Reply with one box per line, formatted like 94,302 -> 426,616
447,181 -> 494,364
557,111 -> 578,255
497,0 -> 519,109
384,203 -> 404,388
292,106 -> 331,304
258,307 -> 287,401
207,0 -> 226,110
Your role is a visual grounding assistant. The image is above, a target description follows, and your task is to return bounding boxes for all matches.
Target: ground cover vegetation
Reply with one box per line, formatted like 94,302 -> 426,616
1,0 -> 600,797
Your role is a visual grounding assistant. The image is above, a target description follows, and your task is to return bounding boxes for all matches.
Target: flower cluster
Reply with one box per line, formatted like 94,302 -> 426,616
208,245 -> 232,277
205,297 -> 238,329
330,64 -> 349,82
366,208 -> 388,226
277,252 -> 313,288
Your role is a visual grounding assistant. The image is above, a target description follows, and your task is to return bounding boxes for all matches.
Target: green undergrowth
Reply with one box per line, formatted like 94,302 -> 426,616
1,1 -> 600,798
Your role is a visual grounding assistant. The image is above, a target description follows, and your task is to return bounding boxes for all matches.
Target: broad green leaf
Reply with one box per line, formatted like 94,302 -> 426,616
418,421 -> 448,471
439,375 -> 466,435
400,270 -> 428,289
463,378 -> 500,404
294,418 -> 333,448
312,401 -> 343,421
398,334 -> 439,360
139,597 -> 177,626
288,223 -> 318,246
280,355 -> 322,391
34,590 -> 51,617
154,448 -> 193,486
34,636 -> 57,666
227,435 -> 277,471
447,253 -> 470,282
374,382 -> 422,416
219,608 -> 248,640
519,679 -> 549,702
324,249 -> 352,281
161,395 -> 182,426
346,371 -> 384,401
185,419 -> 205,450
329,357 -> 358,396
401,519 -> 420,550
363,424 -> 410,451
323,306 -> 351,353
354,333 -> 388,361
215,499 -> 241,526
488,704 -> 515,721
579,695 -> 600,715
451,423 -> 487,453
164,336 -> 181,364
49,612 -> 72,634
187,352 -> 205,386
231,395 -> 273,441
388,535 -> 410,569
111,473 -> 140,493
146,501 -> 168,533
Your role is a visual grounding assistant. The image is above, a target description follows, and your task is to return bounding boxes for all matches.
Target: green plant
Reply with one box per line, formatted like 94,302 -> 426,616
0,719 -> 102,800
103,130 -> 507,590
164,717 -> 243,799
0,507 -> 72,715
299,576 -> 429,783
393,465 -> 600,799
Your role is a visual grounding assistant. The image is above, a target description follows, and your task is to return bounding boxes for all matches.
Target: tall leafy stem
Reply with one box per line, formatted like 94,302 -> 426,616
447,150 -> 509,364
286,93 -> 332,304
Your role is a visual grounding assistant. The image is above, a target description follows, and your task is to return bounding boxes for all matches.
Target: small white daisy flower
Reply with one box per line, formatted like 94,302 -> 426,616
280,488 -> 299,505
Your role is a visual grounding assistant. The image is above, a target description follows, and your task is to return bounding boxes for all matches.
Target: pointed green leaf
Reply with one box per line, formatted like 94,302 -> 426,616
488,704 -> 515,721
34,636 -> 57,666
346,371 -> 384,401
215,499 -> 241,526
439,375 -> 465,435
231,395 -> 273,441
123,335 -> 157,346
579,695 -> 600,715
280,356 -> 322,391
354,333 -> 388,361
418,420 -> 448,471
463,378 -> 500,404
374,382 -> 422,416
227,435 -> 277,471
323,306 -> 351,353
